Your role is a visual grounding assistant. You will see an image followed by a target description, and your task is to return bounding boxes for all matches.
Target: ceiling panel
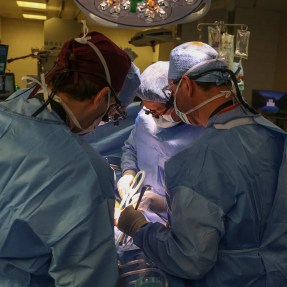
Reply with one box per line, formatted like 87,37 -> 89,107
0,0 -> 80,20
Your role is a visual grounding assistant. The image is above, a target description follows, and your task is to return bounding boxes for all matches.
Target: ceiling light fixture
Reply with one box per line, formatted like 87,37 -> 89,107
74,0 -> 211,28
17,1 -> 47,9
23,13 -> 47,20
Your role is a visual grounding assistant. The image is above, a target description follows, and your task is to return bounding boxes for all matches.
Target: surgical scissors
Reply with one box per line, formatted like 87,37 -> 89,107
118,170 -> 146,210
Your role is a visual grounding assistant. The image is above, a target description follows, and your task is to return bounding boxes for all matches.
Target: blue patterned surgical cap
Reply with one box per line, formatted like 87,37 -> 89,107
168,41 -> 229,85
137,61 -> 169,103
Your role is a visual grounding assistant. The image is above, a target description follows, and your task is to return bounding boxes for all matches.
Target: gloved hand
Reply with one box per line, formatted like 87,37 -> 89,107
117,171 -> 136,199
118,205 -> 148,237
130,190 -> 168,213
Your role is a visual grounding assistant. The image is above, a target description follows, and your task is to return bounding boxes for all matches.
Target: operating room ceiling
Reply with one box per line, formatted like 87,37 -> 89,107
0,0 -> 286,23
0,0 -> 80,20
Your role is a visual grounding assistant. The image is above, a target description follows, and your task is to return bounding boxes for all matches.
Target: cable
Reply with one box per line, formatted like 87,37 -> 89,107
189,68 -> 257,114
31,70 -> 69,117
3,85 -> 35,102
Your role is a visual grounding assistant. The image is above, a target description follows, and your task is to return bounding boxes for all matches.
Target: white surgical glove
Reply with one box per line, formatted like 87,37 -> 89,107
131,190 -> 167,213
117,170 -> 136,199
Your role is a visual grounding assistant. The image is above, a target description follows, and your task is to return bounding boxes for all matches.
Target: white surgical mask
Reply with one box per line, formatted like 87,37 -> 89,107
53,93 -> 110,135
173,79 -> 189,124
76,117 -> 103,136
174,85 -> 231,125
173,58 -> 232,125
153,116 -> 180,128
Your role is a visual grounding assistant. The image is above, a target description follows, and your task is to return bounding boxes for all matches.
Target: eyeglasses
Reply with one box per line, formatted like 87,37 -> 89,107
142,105 -> 171,119
106,102 -> 127,126
142,106 -> 161,118
70,70 -> 126,125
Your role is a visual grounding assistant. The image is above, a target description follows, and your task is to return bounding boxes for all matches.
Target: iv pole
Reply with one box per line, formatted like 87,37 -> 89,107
197,21 -> 248,41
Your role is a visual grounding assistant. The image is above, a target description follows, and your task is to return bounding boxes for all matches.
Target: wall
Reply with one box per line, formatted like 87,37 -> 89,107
158,5 -> 287,106
235,8 -> 281,103
87,25 -> 160,72
2,18 -> 44,87
0,17 -> 2,41
274,13 -> 287,92
0,17 -> 162,88
1,6 -> 287,94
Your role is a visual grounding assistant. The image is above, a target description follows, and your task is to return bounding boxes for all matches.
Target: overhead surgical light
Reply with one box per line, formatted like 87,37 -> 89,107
74,0 -> 211,28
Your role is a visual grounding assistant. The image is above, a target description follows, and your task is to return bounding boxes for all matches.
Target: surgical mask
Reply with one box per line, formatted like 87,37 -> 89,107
174,89 -> 232,125
76,117 -> 103,136
53,93 -> 110,134
153,115 -> 180,128
173,58 -> 231,125
173,78 -> 231,125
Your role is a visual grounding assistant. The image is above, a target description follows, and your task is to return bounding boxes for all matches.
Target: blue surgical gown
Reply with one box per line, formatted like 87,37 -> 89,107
121,110 -> 203,197
133,105 -> 287,287
0,90 -> 118,287
120,110 -> 203,222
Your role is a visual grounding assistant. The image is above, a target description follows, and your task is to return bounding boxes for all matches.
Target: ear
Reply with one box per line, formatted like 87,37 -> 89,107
91,86 -> 110,108
181,75 -> 194,99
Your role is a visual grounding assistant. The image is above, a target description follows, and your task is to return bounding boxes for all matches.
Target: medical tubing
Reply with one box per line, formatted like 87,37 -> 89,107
227,69 -> 257,114
31,70 -> 68,117
118,259 -> 146,269
119,267 -> 168,287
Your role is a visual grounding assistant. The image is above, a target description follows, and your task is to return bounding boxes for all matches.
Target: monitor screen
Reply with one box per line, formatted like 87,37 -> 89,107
0,73 -> 16,100
252,89 -> 287,118
0,44 -> 8,75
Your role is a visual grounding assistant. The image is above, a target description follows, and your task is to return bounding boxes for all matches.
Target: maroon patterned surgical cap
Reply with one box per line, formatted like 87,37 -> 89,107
46,31 -> 131,93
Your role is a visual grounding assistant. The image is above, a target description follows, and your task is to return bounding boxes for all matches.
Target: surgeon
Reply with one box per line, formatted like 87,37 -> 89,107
82,61 -> 141,159
117,61 -> 203,222
0,29 -> 131,286
102,61 -> 141,126
118,42 -> 287,286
